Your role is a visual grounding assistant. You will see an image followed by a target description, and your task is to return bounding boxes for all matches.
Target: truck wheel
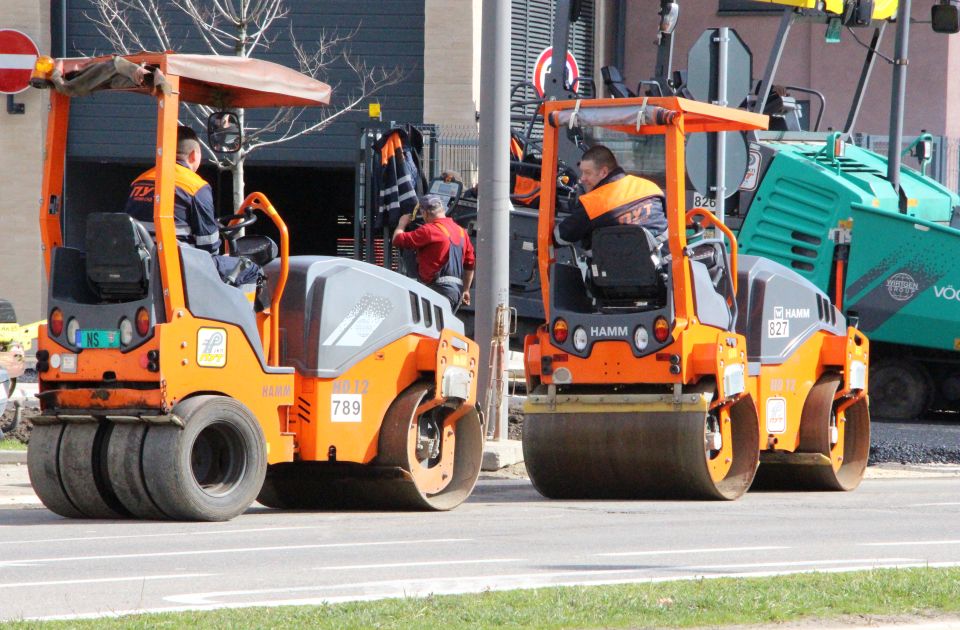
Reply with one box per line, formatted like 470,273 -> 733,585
106,423 -> 168,520
58,422 -> 130,519
142,396 -> 266,521
27,424 -> 84,518
870,359 -> 932,420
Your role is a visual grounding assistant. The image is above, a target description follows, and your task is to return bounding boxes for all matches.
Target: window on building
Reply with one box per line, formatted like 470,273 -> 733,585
718,1 -> 784,14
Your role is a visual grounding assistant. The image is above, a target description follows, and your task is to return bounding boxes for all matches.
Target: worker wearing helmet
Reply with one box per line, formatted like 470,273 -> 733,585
392,194 -> 476,312
553,145 -> 667,253
124,125 -> 259,288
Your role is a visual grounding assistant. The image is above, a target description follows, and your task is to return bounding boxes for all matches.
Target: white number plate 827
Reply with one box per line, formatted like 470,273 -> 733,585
331,394 -> 362,422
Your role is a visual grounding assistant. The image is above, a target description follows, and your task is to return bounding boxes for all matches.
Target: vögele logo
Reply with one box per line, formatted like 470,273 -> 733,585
886,272 -> 919,302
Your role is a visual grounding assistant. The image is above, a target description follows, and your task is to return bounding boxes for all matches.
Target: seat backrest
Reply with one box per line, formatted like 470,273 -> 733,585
601,65 -> 636,99
589,225 -> 663,301
85,213 -> 151,301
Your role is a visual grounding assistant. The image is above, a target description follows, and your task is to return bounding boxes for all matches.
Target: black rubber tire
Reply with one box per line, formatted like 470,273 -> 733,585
58,422 -> 130,519
869,359 -> 932,420
142,396 -> 267,521
27,424 -> 84,519
106,423 -> 168,520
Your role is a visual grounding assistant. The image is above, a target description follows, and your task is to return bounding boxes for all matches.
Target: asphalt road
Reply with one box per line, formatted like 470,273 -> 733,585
2,473 -> 960,622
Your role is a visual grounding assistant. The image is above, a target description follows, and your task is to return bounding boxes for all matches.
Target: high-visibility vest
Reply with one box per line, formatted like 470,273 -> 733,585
579,175 -> 664,220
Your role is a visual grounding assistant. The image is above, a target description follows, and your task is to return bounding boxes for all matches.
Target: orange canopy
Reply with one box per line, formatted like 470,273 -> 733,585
57,52 -> 332,108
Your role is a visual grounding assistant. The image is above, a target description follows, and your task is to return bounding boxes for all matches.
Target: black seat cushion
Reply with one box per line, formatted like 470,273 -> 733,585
233,235 -> 279,267
85,213 -> 151,301
601,65 -> 636,98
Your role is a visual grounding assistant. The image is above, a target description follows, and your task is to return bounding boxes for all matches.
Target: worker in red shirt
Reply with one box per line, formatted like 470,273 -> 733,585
392,194 -> 476,313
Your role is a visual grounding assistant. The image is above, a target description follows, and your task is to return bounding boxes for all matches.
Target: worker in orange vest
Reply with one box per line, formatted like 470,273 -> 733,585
553,145 -> 667,254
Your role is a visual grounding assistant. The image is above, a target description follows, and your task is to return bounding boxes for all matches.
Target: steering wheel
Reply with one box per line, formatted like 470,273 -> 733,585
218,207 -> 258,240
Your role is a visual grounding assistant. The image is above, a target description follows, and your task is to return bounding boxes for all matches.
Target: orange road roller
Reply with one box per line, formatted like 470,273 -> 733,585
522,97 -> 869,500
28,53 -> 482,521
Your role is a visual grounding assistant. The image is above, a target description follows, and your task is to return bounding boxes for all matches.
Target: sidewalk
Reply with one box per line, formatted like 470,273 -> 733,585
0,461 -> 40,507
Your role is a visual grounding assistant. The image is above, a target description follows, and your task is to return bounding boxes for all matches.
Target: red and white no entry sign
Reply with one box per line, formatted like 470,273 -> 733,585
532,46 -> 580,98
0,29 -> 39,95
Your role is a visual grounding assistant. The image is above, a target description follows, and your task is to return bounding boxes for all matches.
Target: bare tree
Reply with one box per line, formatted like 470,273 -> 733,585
87,0 -> 406,210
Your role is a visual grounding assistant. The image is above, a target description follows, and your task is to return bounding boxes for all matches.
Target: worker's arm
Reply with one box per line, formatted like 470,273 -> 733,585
393,214 -> 432,249
461,229 -> 476,305
554,202 -> 590,246
189,184 -> 222,253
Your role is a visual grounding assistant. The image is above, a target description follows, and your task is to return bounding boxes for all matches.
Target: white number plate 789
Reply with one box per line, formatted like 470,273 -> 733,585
331,394 -> 362,422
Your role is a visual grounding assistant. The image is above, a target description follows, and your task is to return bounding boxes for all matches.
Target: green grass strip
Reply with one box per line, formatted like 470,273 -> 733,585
0,438 -> 26,451
5,566 -> 960,629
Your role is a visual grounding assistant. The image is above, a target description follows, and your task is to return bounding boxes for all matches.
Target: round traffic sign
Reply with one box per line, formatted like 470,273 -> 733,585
532,46 -> 580,98
0,29 -> 39,94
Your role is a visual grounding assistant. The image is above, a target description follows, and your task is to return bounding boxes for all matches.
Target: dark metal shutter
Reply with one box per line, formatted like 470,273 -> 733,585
511,0 -> 595,107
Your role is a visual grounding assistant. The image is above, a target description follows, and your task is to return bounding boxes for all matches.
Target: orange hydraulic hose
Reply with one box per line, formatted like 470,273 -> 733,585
686,208 -> 738,295
238,192 -> 289,367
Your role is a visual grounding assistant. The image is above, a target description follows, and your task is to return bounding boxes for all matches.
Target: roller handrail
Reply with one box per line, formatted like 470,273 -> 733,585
237,192 -> 289,367
686,207 -> 738,296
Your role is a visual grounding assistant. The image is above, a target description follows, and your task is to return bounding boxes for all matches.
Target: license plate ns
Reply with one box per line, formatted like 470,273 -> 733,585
76,329 -> 121,349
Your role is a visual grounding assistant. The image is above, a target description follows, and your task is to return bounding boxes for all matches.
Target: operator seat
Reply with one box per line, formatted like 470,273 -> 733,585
85,212 -> 153,301
588,225 -> 666,307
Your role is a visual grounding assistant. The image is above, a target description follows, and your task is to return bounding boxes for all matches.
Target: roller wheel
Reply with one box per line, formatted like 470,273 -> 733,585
106,423 -> 168,519
753,373 -> 870,491
375,382 -> 483,510
523,390 -> 760,500
869,359 -> 932,420
27,424 -> 84,518
142,396 -> 267,521
58,422 -> 130,519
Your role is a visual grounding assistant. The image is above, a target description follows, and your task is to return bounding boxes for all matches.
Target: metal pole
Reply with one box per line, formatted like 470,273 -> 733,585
843,24 -> 885,136
476,0 -> 512,441
714,27 -> 729,221
887,0 -> 910,201
754,10 -> 794,116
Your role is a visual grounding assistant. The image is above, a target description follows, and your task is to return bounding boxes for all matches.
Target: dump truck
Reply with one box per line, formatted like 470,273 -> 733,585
522,96 -> 869,499
609,0 -> 960,420
27,52 -> 483,521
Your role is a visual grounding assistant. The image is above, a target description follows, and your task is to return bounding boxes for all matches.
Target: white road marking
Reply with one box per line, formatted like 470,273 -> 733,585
0,573 -> 211,589
596,545 -> 788,557
678,558 -> 919,570
0,525 -> 336,546
22,561 -> 960,622
309,559 -> 523,572
906,501 -> 960,507
0,538 -> 470,568
860,540 -> 960,547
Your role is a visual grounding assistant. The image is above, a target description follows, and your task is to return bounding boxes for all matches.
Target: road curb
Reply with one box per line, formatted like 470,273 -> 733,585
0,450 -> 27,464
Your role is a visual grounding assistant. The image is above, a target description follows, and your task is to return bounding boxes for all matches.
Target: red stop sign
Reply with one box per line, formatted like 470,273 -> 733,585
0,29 -> 39,94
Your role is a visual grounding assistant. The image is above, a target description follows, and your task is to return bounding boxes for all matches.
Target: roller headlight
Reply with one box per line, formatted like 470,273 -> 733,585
119,318 -> 134,346
634,326 -> 649,351
66,318 -> 80,345
572,327 -> 588,352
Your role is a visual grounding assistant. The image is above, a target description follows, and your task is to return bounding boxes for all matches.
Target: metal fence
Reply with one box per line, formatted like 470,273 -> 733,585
416,124 -> 481,188
852,133 -> 960,194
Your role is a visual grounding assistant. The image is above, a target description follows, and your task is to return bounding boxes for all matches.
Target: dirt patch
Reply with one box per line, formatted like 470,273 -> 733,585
1,407 -> 36,444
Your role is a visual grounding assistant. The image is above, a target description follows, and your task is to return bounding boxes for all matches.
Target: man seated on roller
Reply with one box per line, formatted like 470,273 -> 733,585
553,145 -> 667,254
124,125 -> 260,288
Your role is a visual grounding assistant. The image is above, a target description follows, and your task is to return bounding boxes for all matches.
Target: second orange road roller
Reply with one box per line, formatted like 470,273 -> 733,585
522,97 -> 870,500
27,52 -> 482,521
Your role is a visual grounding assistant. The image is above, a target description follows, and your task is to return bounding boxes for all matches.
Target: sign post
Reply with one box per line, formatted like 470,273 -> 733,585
0,29 -> 39,115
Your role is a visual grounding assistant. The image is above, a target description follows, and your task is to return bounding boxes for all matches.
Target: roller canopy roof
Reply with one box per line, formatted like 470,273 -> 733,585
54,53 -> 331,107
546,97 -> 769,134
